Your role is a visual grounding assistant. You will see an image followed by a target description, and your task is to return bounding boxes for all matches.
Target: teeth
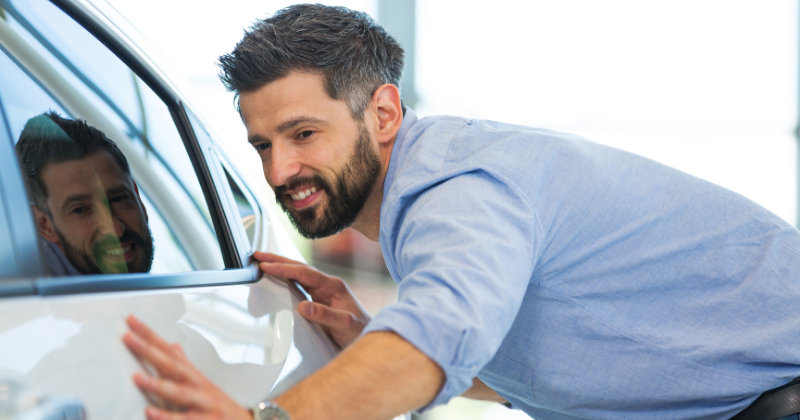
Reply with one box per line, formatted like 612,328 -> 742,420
104,245 -> 131,256
291,187 -> 318,201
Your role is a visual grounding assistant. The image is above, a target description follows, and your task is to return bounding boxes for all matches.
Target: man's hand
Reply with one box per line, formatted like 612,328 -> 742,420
254,251 -> 370,348
122,315 -> 253,420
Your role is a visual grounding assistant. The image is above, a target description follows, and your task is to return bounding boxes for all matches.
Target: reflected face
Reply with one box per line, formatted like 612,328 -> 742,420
240,72 -> 381,239
38,151 -> 154,274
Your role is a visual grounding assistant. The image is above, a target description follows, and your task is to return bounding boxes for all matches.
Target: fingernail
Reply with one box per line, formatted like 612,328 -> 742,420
303,303 -> 314,316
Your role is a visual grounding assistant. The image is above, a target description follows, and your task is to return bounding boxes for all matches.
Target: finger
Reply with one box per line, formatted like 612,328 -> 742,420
133,372 -> 205,408
252,251 -> 303,265
127,315 -> 179,356
144,406 -> 202,420
259,262 -> 329,289
172,343 -> 187,358
298,301 -> 356,330
124,332 -> 195,383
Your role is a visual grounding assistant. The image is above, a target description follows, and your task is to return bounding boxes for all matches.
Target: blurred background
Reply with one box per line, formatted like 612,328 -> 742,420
104,1 -> 798,418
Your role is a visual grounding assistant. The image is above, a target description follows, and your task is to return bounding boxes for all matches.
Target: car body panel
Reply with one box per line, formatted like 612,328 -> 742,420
0,274 -> 338,419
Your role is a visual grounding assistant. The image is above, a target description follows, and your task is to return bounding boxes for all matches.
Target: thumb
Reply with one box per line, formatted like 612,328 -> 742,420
298,301 -> 354,330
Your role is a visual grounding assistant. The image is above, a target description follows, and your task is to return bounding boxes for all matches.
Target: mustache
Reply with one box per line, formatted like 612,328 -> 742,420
119,228 -> 147,246
90,228 -> 150,260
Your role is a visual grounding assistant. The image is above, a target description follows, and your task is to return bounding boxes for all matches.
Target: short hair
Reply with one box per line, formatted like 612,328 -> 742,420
218,4 -> 405,120
15,111 -> 130,215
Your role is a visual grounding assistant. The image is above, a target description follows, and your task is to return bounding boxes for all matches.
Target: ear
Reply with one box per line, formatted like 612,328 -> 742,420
132,181 -> 148,222
369,83 -> 403,145
33,206 -> 59,243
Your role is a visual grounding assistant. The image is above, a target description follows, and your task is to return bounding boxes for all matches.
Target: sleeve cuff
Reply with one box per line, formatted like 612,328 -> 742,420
362,311 -> 480,412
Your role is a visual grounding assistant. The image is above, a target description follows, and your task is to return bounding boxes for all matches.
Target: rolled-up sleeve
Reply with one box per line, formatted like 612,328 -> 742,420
362,170 -> 540,409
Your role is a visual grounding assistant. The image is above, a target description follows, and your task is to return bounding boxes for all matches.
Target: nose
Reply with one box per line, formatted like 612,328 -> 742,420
112,216 -> 126,238
268,142 -> 302,188
97,207 -> 126,239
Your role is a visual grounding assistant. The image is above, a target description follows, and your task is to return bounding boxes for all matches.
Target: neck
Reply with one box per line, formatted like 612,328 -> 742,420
351,134 -> 396,242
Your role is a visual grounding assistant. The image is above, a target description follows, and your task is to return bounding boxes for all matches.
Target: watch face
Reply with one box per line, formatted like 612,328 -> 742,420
255,403 -> 291,420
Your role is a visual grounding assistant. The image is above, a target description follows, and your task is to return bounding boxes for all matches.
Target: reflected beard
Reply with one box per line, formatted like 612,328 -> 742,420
55,226 -> 155,275
276,124 -> 382,239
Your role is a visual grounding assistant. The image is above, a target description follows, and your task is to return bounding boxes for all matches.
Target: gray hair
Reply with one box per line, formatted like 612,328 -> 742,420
218,4 -> 405,120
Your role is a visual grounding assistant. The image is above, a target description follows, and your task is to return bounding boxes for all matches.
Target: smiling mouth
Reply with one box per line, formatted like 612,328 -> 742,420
287,186 -> 323,210
101,243 -> 135,262
290,186 -> 317,201
104,244 -> 130,256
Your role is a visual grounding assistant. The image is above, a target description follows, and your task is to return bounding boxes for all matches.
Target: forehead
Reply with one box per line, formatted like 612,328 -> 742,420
238,71 -> 351,133
40,151 -> 131,200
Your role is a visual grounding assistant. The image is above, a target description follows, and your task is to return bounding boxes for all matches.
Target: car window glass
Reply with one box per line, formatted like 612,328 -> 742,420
0,0 -> 225,276
224,167 -> 258,247
138,192 -> 193,274
0,46 -> 69,138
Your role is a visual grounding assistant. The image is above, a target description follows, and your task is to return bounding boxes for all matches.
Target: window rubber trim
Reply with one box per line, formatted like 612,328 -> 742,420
36,267 -> 258,296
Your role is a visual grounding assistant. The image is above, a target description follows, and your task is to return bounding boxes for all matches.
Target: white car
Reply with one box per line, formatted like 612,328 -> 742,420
0,0 -> 342,418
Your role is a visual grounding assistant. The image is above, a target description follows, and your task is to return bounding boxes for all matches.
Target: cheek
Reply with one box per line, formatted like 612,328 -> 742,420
120,211 -> 146,231
262,163 -> 275,187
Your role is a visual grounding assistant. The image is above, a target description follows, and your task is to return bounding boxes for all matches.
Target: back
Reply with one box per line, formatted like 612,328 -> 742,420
379,113 -> 800,419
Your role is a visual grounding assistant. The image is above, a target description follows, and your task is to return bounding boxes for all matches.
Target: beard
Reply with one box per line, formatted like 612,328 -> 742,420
56,225 -> 155,275
275,124 -> 382,239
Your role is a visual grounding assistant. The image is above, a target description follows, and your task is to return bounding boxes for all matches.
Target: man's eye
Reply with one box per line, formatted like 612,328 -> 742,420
71,206 -> 88,215
298,130 -> 314,140
110,194 -> 129,203
254,143 -> 271,152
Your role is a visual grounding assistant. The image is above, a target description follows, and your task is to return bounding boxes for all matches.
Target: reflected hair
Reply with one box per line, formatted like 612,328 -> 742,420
217,3 -> 405,120
14,111 -> 130,215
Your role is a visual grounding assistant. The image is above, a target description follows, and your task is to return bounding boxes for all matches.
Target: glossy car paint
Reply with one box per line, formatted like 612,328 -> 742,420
0,274 -> 338,419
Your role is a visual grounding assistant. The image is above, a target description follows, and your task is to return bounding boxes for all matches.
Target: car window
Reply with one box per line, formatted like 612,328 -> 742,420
184,109 -> 257,265
223,164 -> 260,249
0,0 -> 225,277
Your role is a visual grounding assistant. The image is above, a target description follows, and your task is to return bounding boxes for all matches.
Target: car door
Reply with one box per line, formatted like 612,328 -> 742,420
0,0 -> 338,418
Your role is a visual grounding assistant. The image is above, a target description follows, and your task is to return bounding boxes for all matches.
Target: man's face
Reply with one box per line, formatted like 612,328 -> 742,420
239,72 -> 381,239
38,151 -> 154,274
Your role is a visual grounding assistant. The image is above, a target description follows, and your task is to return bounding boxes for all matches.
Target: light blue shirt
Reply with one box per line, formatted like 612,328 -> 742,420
361,110 -> 800,419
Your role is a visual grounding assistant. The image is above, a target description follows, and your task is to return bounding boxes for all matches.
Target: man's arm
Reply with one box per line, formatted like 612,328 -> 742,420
274,331 -> 443,419
124,316 -> 443,420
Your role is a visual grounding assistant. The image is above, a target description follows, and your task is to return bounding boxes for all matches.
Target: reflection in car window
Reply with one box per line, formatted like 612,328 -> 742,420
16,113 -> 155,275
0,0 -> 225,274
1,0 -> 212,230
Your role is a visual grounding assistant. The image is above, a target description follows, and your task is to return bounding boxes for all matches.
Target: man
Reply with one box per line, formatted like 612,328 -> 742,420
16,112 -> 154,275
122,4 -> 800,420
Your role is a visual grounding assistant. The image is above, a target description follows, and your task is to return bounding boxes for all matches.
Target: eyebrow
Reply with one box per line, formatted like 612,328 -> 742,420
276,116 -> 324,134
105,185 -> 132,197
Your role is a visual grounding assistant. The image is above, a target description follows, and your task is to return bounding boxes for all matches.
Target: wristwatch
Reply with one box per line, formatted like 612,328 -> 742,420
252,401 -> 291,420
